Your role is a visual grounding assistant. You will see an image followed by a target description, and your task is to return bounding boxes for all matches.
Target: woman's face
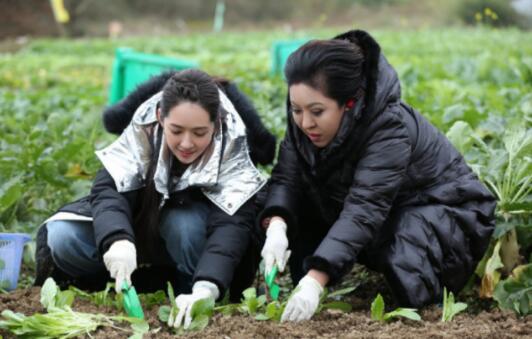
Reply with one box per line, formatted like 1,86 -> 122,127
289,83 -> 346,148
158,102 -> 215,164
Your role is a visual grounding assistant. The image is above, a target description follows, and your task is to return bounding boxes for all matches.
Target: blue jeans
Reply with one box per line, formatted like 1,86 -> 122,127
46,200 -> 211,291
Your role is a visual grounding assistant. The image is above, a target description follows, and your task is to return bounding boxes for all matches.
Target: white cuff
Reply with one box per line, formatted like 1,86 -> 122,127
267,218 -> 287,236
192,280 -> 220,300
300,275 -> 324,295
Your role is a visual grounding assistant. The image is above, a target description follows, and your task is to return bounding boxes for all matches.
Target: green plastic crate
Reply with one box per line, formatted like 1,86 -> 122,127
108,48 -> 199,104
270,39 -> 307,76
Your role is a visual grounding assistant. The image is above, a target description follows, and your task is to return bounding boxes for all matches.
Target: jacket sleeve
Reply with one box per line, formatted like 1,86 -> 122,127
89,168 -> 137,254
192,200 -> 256,297
223,82 -> 277,166
257,133 -> 302,233
304,114 -> 412,284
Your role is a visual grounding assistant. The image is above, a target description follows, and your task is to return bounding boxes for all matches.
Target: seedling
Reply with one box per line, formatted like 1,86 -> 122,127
40,277 -> 75,311
139,290 -> 166,308
240,287 -> 267,315
441,287 -> 468,322
370,294 -> 421,322
493,264 -> 532,316
318,286 -> 357,313
69,283 -> 123,310
0,277 -> 149,338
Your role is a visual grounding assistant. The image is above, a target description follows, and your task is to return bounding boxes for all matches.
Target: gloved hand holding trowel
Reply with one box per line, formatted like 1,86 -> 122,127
103,239 -> 144,319
260,217 -> 326,322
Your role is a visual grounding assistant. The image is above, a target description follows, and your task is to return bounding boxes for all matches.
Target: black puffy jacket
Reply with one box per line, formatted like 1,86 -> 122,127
259,30 -> 496,289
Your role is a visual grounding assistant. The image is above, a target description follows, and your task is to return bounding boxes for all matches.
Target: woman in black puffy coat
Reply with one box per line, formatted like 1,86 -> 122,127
258,29 -> 496,322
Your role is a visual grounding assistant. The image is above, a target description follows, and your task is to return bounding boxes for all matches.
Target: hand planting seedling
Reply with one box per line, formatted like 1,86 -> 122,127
158,282 -> 214,333
215,284 -> 356,322
370,294 -> 421,322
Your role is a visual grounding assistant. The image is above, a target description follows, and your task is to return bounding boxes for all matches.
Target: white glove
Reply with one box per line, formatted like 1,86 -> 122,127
281,275 -> 324,322
261,218 -> 291,277
102,240 -> 137,293
171,280 -> 219,329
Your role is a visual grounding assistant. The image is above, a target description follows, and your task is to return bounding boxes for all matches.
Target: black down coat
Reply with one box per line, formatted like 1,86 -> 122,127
35,76 -> 276,300
259,30 -> 496,307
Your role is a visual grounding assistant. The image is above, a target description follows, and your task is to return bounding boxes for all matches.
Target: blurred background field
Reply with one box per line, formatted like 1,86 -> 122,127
0,0 -> 530,315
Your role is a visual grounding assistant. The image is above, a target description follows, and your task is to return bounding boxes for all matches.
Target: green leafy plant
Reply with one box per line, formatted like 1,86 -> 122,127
40,277 -> 75,311
0,278 -> 149,338
493,264 -> 532,316
370,294 -> 421,322
0,307 -> 148,339
318,286 -> 357,313
441,287 -> 468,322
240,287 -> 267,315
219,285 -> 356,322
69,282 -> 123,310
157,282 -> 178,326
447,121 -> 531,304
139,290 -> 167,308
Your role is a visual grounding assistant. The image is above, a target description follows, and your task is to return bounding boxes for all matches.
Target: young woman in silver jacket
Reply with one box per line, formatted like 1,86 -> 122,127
36,69 -> 272,329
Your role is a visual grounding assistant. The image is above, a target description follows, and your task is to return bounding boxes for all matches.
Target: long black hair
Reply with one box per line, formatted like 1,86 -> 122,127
134,69 -> 220,257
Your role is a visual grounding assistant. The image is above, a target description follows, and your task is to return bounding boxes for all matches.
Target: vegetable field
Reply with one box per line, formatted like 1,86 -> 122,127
0,27 -> 531,337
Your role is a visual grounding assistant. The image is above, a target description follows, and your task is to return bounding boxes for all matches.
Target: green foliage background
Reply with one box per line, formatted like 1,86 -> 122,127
0,27 -> 530,311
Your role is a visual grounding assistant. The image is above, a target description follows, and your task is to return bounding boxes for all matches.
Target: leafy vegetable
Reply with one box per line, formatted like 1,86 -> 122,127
493,264 -> 532,315
441,287 -> 468,322
40,277 -> 75,311
69,282 -> 122,310
0,308 -> 148,338
370,294 -> 421,322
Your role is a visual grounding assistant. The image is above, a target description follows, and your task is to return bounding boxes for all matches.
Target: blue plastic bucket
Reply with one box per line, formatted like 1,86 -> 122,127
0,233 -> 31,291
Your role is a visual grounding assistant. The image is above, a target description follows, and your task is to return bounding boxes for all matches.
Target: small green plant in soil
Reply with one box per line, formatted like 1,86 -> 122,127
69,282 -> 123,310
493,264 -> 532,316
40,277 -> 75,311
0,277 -> 149,338
370,294 -> 421,322
441,287 -> 468,322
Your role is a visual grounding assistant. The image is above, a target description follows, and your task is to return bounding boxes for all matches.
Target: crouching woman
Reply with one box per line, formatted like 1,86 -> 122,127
259,30 -> 497,322
36,69 -> 268,329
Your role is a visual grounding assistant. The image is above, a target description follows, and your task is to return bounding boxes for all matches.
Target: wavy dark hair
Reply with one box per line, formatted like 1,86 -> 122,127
134,69 -> 220,257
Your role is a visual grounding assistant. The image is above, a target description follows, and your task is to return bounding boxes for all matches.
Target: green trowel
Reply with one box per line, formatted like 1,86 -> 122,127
265,265 -> 280,300
122,281 -> 144,319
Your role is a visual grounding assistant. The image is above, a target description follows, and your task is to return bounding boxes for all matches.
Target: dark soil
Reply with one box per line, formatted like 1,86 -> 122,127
0,267 -> 530,338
